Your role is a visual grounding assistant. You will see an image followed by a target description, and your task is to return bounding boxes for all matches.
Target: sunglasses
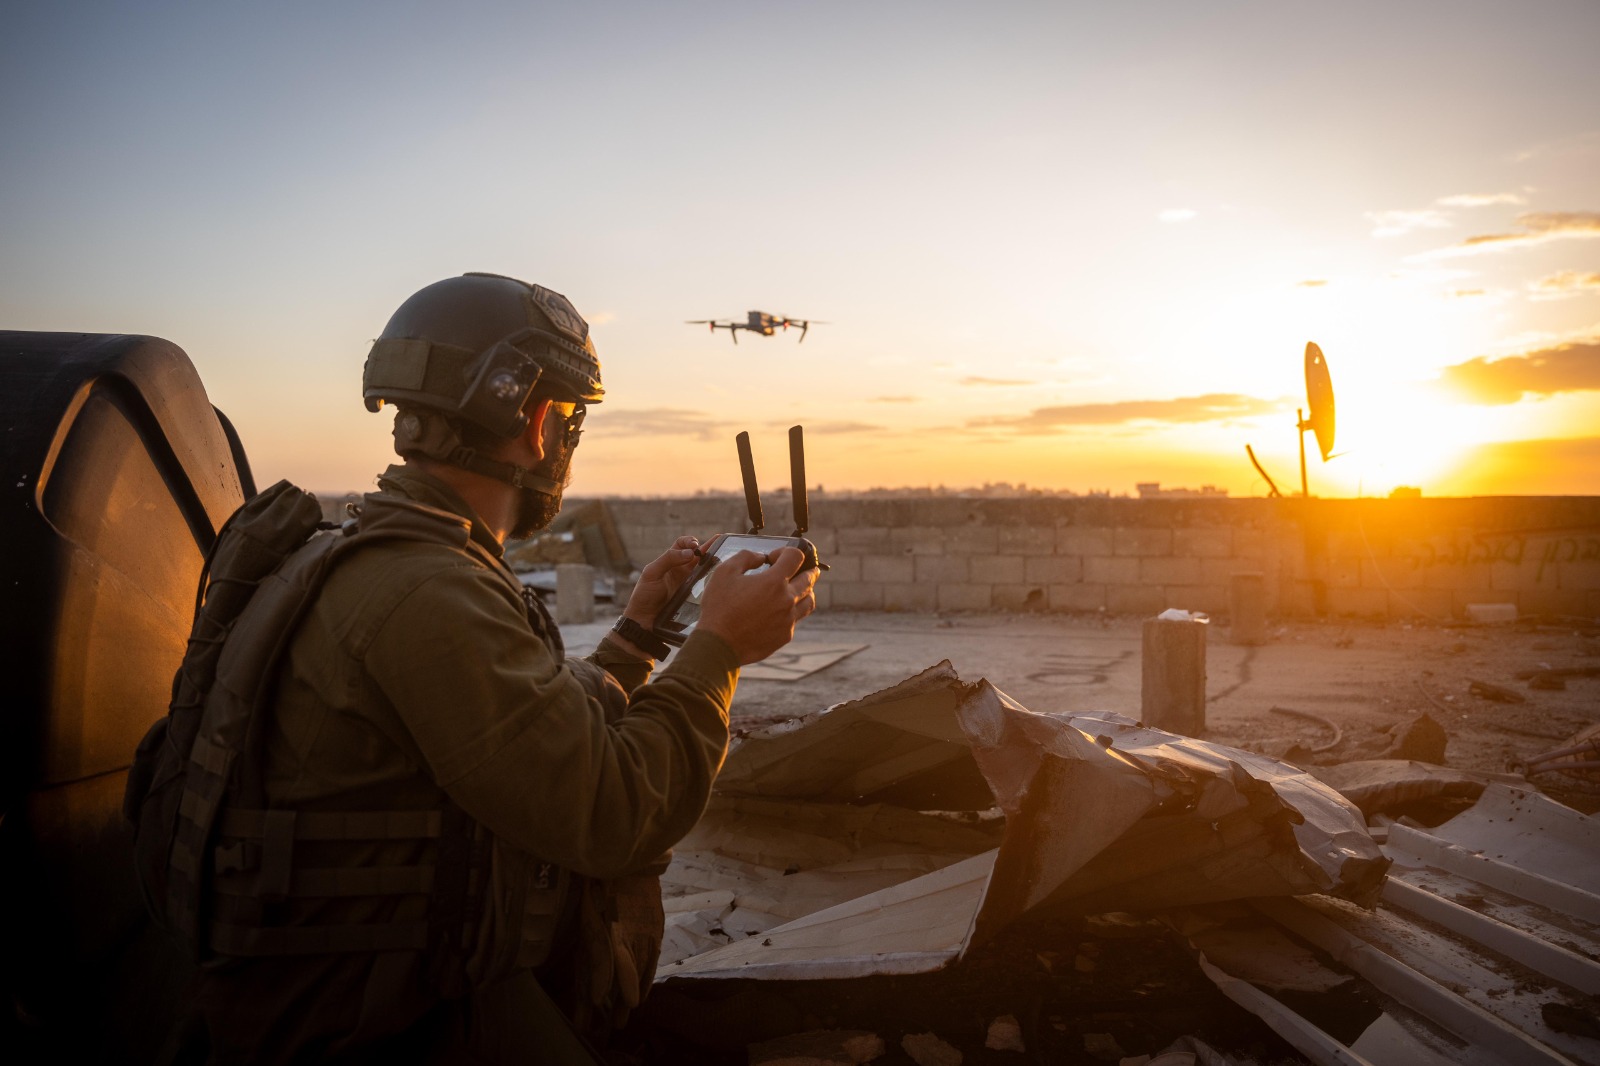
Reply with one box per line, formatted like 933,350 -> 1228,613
548,401 -> 586,448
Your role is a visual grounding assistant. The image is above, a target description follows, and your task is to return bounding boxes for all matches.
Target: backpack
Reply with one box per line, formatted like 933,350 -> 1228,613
122,480 -> 531,970
123,480 -> 340,949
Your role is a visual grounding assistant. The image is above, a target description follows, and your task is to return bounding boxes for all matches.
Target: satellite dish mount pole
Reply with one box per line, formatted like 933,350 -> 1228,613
1296,407 -> 1309,499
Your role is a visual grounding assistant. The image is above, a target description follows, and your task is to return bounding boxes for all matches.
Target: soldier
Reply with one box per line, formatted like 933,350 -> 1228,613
181,273 -> 818,1062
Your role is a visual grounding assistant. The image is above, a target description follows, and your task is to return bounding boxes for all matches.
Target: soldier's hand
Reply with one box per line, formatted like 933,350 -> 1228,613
695,546 -> 819,666
622,535 -> 705,628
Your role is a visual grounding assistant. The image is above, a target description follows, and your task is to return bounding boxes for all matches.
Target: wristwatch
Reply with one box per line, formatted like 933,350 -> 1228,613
610,615 -> 671,660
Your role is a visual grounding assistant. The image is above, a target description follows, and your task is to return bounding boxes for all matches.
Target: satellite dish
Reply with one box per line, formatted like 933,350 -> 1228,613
1303,342 -> 1336,462
1243,341 -> 1340,498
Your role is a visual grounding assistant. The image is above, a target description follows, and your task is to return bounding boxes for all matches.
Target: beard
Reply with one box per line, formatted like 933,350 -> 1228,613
508,437 -> 576,540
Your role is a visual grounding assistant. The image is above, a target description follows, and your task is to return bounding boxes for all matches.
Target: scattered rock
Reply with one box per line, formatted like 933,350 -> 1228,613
1542,1002 -> 1600,1039
985,1015 -> 1026,1053
901,1032 -> 962,1066
1380,712 -> 1448,764
1083,1031 -> 1126,1061
749,1029 -> 885,1065
1467,678 -> 1526,704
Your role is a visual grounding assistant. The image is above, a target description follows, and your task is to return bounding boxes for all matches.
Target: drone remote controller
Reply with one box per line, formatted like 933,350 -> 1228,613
653,426 -> 826,647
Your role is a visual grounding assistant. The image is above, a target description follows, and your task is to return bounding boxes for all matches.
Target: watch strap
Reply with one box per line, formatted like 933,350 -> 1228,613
611,615 -> 671,660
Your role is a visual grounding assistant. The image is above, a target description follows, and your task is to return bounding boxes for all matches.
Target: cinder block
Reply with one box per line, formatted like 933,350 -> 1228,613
971,555 -> 1026,584
889,526 -> 945,556
811,582 -> 833,611
838,527 -> 892,554
938,583 -> 992,611
1362,557 -> 1423,590
1106,584 -> 1167,616
910,499 -> 979,527
1051,583 -> 1106,612
1497,586 -> 1585,618
999,526 -> 1056,556
947,525 -> 999,555
1321,556 -> 1361,588
637,525 -> 679,554
808,527 -> 839,555
1558,560 -> 1600,591
1202,557 -> 1258,586
1141,556 -> 1201,585
1326,586 -> 1389,618
1231,529 -> 1271,560
862,554 -> 914,583
1083,556 -> 1139,584
1280,580 -> 1321,619
831,583 -> 885,610
992,584 -> 1048,611
915,555 -> 970,583
1327,531 -> 1384,559
1488,559 -> 1542,591
1388,587 -> 1454,621
883,581 -> 938,612
1025,556 -> 1081,584
1173,528 -> 1233,558
1165,584 -> 1228,615
826,554 -> 863,583
1114,527 -> 1173,557
1058,526 -> 1114,557
858,499 -> 912,528
1420,563 -> 1492,592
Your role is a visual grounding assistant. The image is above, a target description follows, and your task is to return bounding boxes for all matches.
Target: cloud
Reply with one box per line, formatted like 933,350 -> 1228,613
969,392 -> 1280,433
1297,279 -> 1329,288
960,376 -> 1034,387
785,421 -> 885,435
1452,288 -> 1486,298
1159,208 -> 1197,223
1436,340 -> 1600,404
1418,211 -> 1600,258
594,407 -> 728,440
1529,270 -> 1600,300
1367,208 -> 1452,238
1436,193 -> 1526,208
869,395 -> 919,404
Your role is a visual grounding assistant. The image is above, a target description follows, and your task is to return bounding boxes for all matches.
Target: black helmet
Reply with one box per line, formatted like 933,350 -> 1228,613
364,273 -> 603,493
363,272 -> 603,440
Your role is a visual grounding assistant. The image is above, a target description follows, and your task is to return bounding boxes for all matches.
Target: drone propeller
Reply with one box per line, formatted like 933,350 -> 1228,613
735,431 -> 764,534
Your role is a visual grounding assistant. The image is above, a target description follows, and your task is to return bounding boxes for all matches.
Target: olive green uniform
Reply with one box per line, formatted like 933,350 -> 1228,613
194,467 -> 739,1063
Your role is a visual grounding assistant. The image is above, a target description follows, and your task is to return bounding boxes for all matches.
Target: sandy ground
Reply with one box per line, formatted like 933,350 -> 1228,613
566,609 -> 1600,787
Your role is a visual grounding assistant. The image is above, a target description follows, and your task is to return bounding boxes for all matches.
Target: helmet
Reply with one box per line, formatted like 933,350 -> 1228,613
363,272 -> 604,441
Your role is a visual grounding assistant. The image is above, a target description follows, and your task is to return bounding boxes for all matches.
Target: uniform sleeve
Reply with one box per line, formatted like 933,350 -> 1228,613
362,561 -> 739,880
585,637 -> 655,696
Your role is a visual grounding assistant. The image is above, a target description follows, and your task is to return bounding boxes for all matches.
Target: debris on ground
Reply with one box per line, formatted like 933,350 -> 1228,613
1468,677 -> 1528,704
1174,782 -> 1600,1066
900,1032 -> 962,1066
659,662 -> 1385,985
982,1015 -> 1025,1053
1513,721 -> 1600,791
748,1029 -> 885,1065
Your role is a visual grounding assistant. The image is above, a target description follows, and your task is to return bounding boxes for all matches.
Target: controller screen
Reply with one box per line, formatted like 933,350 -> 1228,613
669,535 -> 784,631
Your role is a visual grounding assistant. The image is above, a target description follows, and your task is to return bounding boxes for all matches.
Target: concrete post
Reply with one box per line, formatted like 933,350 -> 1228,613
1141,617 -> 1207,735
556,563 -> 596,625
1229,572 -> 1267,646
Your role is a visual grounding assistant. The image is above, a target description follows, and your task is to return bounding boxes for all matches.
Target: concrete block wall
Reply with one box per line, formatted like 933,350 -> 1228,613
582,493 -> 1600,623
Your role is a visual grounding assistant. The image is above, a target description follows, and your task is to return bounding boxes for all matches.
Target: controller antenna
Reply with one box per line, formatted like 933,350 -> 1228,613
736,431 -> 765,534
789,425 -> 809,537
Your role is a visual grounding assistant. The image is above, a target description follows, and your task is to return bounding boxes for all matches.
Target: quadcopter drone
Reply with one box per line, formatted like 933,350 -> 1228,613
686,310 -> 827,343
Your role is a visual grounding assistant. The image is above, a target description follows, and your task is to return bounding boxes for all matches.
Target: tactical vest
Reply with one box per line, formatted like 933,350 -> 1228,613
125,480 -> 571,992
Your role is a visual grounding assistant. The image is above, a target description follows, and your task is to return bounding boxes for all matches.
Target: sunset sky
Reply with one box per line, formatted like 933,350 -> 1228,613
3,1 -> 1598,498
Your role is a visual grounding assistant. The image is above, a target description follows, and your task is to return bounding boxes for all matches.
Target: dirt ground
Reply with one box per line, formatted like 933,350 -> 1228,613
560,610 -> 1600,1064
